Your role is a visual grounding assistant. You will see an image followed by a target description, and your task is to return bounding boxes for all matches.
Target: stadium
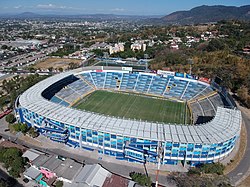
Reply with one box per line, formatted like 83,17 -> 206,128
15,66 -> 241,166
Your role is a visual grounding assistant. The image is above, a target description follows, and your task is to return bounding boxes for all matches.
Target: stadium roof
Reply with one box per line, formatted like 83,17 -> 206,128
19,68 -> 242,144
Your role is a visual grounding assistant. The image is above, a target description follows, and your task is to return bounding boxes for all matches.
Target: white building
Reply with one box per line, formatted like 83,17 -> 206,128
109,43 -> 124,54
131,43 -> 146,52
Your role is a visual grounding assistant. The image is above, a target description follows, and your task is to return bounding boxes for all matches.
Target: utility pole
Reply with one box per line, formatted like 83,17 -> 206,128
188,58 -> 194,75
155,142 -> 163,187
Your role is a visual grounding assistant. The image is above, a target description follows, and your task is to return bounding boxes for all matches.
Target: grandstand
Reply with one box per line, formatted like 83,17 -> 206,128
15,66 -> 241,166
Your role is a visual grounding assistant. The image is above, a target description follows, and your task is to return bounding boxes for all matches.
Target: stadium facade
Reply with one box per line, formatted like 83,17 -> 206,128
15,66 -> 241,166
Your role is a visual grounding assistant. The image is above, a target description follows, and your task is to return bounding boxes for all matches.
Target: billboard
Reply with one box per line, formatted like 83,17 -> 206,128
157,70 -> 175,76
122,67 -> 133,71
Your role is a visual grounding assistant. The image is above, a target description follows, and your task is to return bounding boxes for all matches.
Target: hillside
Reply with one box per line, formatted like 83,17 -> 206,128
162,5 -> 250,24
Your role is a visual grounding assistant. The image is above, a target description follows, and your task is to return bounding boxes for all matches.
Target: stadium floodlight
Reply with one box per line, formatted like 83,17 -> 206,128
187,58 -> 194,75
103,52 -> 109,66
144,54 -> 149,72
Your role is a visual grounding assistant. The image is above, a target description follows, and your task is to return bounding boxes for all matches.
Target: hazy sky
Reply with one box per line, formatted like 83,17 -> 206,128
0,0 -> 249,15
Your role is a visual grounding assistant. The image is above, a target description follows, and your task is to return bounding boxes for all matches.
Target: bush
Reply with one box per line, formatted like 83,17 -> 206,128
129,172 -> 151,187
12,123 -> 29,134
55,180 -> 63,187
5,114 -> 15,124
188,168 -> 201,175
0,147 -> 27,178
28,127 -> 39,138
198,163 -> 225,175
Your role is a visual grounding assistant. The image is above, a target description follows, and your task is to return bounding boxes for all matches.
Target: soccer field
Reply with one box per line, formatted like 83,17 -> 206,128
73,91 -> 191,124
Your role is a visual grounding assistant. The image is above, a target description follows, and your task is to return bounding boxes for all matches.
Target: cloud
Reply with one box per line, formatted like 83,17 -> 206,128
111,8 -> 125,12
36,4 -> 66,9
14,5 -> 22,9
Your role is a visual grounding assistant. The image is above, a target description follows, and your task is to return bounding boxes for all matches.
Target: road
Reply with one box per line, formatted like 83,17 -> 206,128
0,168 -> 23,187
227,111 -> 250,186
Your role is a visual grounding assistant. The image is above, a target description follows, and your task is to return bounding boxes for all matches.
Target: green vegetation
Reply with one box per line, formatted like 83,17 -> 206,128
73,90 -> 190,124
91,49 -> 108,57
169,163 -> 229,187
0,74 -> 49,109
49,44 -> 80,57
199,163 -> 225,175
9,123 -> 38,137
11,123 -> 29,134
129,172 -> 151,187
169,172 -> 232,187
27,127 -> 39,138
0,147 -> 27,178
188,163 -> 225,175
5,114 -> 16,124
150,21 -> 250,107
55,180 -> 63,187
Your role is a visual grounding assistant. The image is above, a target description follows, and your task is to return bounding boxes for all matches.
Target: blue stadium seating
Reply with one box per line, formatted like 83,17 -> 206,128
148,76 -> 169,95
135,74 -> 153,93
50,71 -> 215,106
104,72 -> 122,89
120,73 -> 138,91
90,72 -> 106,89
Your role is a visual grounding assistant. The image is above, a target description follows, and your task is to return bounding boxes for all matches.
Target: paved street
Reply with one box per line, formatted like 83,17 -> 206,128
227,111 -> 250,186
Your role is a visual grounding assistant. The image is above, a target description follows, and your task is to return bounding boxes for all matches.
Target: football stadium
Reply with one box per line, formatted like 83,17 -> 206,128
15,66 -> 241,166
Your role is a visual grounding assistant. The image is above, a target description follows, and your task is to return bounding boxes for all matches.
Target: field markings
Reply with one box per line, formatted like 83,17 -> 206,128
73,91 -> 190,124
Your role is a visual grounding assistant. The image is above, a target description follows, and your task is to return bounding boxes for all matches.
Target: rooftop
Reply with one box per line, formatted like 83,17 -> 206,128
24,166 -> 42,180
22,149 -> 44,162
74,164 -> 111,186
32,154 -> 83,181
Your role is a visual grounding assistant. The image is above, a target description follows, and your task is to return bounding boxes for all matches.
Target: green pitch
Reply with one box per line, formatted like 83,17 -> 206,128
73,90 -> 191,124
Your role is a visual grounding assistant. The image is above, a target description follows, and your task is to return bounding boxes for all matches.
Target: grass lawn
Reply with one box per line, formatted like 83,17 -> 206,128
73,90 -> 191,124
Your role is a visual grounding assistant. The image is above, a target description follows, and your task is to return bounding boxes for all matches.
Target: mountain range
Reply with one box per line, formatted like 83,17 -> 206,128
0,5 -> 249,25
161,5 -> 250,24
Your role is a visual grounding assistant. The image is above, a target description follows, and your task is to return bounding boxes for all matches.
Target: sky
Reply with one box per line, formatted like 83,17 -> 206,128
0,0 -> 249,15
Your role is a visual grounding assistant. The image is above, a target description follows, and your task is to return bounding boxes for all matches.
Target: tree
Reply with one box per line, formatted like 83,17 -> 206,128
92,49 -> 106,57
28,127 -> 39,138
58,67 -> 63,72
198,163 -> 225,175
12,123 -> 29,134
68,62 -> 78,70
5,114 -> 15,124
237,86 -> 250,108
129,172 -> 151,187
0,147 -> 27,178
1,45 -> 8,50
19,123 -> 29,133
55,180 -> 63,187
206,39 -> 226,52
11,67 -> 18,73
48,67 -> 54,72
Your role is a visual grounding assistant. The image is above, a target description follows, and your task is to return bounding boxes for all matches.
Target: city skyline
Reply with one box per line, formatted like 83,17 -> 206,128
0,0 -> 249,15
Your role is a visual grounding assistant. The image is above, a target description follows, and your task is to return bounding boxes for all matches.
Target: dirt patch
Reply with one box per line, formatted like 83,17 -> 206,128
34,58 -> 81,70
19,135 -> 43,147
238,174 -> 250,187
0,140 -> 27,152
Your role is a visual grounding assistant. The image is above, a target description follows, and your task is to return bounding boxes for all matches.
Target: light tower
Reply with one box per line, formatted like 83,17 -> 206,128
103,52 -> 109,67
155,142 -> 163,187
187,58 -> 194,75
144,54 -> 149,72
